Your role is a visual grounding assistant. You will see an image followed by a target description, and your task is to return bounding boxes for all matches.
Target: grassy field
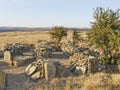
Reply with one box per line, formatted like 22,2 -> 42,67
23,73 -> 120,90
1,30 -> 120,90
0,30 -> 88,50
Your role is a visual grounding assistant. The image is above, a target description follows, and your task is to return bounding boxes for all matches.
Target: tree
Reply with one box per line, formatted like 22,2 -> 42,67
49,26 -> 67,48
72,30 -> 82,46
88,7 -> 120,64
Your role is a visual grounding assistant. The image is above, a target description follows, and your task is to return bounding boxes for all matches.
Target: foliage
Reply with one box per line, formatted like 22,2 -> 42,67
72,30 -> 82,46
49,26 -> 67,48
88,7 -> 120,64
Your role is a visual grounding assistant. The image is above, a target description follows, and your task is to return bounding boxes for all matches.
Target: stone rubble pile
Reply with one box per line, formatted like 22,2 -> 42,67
35,41 -> 57,59
61,43 -> 78,56
70,59 -> 88,75
25,59 -> 45,80
70,57 -> 99,75
69,48 -> 100,75
25,59 -> 65,80
3,43 -> 32,56
3,43 -> 35,66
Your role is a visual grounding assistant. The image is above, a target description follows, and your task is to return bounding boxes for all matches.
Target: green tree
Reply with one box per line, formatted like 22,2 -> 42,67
72,30 -> 82,46
49,26 -> 67,48
88,7 -> 120,64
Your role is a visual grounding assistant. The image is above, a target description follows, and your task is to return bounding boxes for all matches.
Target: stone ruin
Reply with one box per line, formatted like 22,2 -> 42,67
35,40 -> 57,59
2,41 -> 58,67
25,59 -> 66,80
69,47 -> 120,74
3,43 -> 35,66
70,56 -> 99,75
61,41 -> 78,56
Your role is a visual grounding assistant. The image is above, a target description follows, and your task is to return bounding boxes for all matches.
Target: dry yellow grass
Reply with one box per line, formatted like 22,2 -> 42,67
0,30 -> 87,50
0,30 -> 120,90
23,73 -> 120,90
0,31 -> 50,45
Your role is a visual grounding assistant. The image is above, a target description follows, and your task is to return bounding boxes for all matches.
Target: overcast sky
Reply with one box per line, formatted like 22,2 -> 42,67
0,0 -> 120,28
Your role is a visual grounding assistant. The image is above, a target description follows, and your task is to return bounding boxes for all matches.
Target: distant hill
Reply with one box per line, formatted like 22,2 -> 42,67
0,27 -> 90,32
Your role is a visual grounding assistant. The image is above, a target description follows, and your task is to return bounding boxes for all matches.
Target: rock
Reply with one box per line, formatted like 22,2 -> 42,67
70,64 -> 76,72
0,51 -> 3,58
88,58 -> 99,73
4,51 -> 11,61
4,51 -> 12,65
80,65 -> 87,74
31,71 -> 40,80
56,64 -> 65,77
74,67 -> 82,75
26,65 -> 37,76
44,62 -> 56,80
0,72 -> 6,90
25,64 -> 32,72
98,64 -> 105,71
89,56 -> 95,59
74,65 -> 87,75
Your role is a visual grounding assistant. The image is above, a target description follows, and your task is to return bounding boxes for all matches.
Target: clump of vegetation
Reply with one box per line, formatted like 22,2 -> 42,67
88,7 -> 120,64
72,30 -> 82,47
49,26 -> 67,49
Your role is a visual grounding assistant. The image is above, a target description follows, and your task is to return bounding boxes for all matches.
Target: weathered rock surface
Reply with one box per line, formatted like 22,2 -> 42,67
0,72 -> 6,90
26,65 -> 37,76
44,62 -> 56,80
31,71 -> 40,80
4,51 -> 11,61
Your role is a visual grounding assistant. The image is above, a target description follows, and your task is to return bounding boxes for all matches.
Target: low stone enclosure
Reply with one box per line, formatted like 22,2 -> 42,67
4,51 -> 35,66
1,41 -> 120,81
2,43 -> 36,66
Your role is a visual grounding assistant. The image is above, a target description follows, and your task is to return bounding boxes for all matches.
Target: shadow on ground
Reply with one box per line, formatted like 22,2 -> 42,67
51,51 -> 68,60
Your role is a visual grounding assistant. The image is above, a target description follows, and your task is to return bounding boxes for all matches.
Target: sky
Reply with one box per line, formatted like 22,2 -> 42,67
0,0 -> 120,28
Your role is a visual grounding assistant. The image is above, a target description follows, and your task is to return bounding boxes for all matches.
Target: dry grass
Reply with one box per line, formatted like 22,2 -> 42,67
0,31 -> 50,45
2,30 -> 120,90
23,73 -> 120,90
0,30 -> 87,45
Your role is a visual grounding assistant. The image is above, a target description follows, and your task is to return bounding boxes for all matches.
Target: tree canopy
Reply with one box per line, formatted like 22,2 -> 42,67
49,26 -> 67,48
89,7 -> 120,50
88,7 -> 120,64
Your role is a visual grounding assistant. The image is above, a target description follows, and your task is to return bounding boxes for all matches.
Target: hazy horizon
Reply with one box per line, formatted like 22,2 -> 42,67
0,0 -> 120,28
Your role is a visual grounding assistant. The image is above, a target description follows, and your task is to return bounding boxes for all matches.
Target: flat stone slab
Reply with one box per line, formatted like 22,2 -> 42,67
23,52 -> 34,56
31,71 -> 40,80
4,51 -> 11,61
0,72 -> 6,90
13,55 -> 35,66
44,62 -> 56,80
